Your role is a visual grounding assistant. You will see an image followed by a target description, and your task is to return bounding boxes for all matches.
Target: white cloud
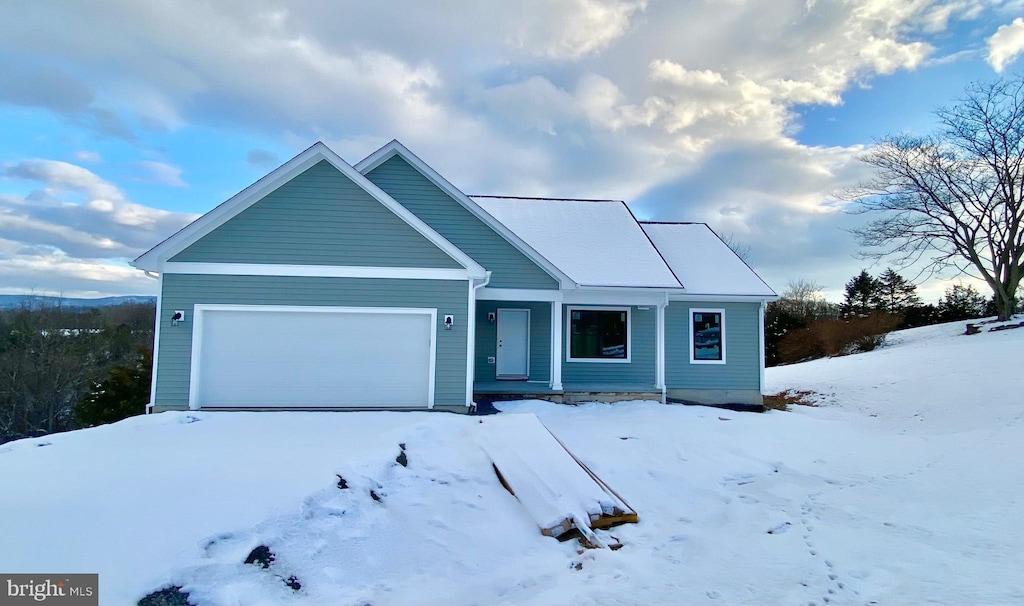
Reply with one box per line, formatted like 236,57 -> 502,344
0,159 -> 196,260
135,161 -> 187,187
987,17 -> 1024,72
73,150 -> 102,163
500,0 -> 648,60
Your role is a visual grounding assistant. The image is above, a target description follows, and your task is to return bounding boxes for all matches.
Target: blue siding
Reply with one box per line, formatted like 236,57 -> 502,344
561,305 -> 657,387
171,160 -> 461,268
155,275 -> 469,408
364,156 -> 559,289
474,301 -> 551,383
665,301 -> 760,389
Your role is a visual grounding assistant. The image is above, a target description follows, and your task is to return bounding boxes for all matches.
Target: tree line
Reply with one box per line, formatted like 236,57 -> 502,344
0,302 -> 154,444
766,269 -> 1000,366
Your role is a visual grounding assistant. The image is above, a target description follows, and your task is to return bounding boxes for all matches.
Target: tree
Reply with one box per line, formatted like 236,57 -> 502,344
75,348 -> 151,427
937,283 -> 987,322
841,270 -> 881,316
848,76 -> 1024,321
765,279 -> 839,366
874,268 -> 922,314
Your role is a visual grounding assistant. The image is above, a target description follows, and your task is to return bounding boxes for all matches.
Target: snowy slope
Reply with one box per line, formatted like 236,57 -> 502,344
1,320 -> 1022,605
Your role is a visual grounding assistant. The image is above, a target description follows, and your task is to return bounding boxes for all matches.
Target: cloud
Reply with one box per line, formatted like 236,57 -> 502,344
135,161 -> 187,187
74,151 -> 102,163
0,159 -> 196,261
0,64 -> 136,140
986,17 -> 1024,72
246,149 -> 278,168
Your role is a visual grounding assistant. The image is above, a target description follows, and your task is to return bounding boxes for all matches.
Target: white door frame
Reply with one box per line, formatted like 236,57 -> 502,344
495,308 -> 530,380
188,304 -> 437,409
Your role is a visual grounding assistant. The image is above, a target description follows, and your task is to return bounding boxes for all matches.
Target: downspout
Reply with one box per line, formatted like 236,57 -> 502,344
143,270 -> 160,414
658,292 -> 668,405
466,271 -> 492,411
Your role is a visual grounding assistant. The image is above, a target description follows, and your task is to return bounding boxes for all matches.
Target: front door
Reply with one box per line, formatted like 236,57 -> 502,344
496,308 -> 530,379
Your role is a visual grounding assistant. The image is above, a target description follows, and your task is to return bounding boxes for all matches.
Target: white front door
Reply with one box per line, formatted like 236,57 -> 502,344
496,308 -> 530,379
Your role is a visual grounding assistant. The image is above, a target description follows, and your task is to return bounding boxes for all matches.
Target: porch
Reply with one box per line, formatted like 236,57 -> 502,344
473,380 -> 663,405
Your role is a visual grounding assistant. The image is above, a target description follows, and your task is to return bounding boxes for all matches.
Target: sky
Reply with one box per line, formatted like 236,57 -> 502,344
1,1 -> 1023,302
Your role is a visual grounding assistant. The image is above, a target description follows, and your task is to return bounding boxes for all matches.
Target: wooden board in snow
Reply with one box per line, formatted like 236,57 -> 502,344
475,413 -> 638,544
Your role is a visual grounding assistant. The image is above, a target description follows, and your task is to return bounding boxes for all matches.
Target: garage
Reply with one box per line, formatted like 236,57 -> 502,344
190,305 -> 436,409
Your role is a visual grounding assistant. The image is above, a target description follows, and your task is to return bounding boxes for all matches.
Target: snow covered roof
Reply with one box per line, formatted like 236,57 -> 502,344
640,222 -> 777,297
473,197 -> 683,289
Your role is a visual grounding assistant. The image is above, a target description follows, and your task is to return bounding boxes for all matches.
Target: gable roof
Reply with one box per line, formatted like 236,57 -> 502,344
355,140 -> 573,288
133,142 -> 486,277
473,196 -> 683,289
640,222 -> 777,297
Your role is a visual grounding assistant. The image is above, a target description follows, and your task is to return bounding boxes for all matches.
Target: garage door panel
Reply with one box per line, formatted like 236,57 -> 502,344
195,307 -> 433,408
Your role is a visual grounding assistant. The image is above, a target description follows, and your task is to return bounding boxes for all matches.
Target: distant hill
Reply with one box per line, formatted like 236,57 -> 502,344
0,295 -> 156,309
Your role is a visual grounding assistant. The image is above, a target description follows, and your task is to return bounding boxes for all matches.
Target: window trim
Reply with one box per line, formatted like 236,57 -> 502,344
566,305 -> 632,364
689,308 -> 726,365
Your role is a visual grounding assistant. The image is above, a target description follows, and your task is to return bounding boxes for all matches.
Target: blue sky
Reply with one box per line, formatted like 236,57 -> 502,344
1,1 -> 1023,302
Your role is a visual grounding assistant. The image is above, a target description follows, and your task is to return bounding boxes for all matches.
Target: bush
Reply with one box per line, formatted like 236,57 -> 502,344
74,348 -> 151,427
778,312 -> 902,363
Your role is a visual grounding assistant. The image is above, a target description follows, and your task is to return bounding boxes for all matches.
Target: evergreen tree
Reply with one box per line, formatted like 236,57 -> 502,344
74,348 -> 151,427
874,268 -> 921,314
937,283 -> 987,322
841,270 -> 881,316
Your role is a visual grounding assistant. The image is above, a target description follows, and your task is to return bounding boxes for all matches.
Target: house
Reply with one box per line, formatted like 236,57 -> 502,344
133,141 -> 777,413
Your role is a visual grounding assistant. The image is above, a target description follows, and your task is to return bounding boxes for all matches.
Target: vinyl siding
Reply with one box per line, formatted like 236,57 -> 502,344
665,301 -> 760,389
364,156 -> 559,289
561,305 -> 657,387
171,160 -> 461,268
154,274 -> 468,408
474,301 -> 552,383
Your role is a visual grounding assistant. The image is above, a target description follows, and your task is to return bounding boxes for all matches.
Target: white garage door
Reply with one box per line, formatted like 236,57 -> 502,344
191,306 -> 435,408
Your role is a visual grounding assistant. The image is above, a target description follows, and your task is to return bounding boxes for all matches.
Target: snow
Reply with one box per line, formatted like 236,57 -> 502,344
476,413 -> 630,537
2,320 -> 1023,605
473,197 -> 682,288
641,222 -> 777,296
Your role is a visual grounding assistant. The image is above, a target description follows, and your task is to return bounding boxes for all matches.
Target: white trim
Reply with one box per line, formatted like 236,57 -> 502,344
355,140 -> 575,289
477,287 -> 564,302
669,293 -> 779,303
566,306 -> 632,364
550,302 -> 563,391
162,262 -> 470,280
758,300 -> 766,394
148,273 -> 163,409
133,142 -> 486,278
655,300 -> 666,391
188,304 -> 437,410
565,289 -> 671,306
689,307 -> 727,365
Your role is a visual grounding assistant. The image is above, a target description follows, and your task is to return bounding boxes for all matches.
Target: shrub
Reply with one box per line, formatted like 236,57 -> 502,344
74,348 -> 151,427
778,312 -> 901,363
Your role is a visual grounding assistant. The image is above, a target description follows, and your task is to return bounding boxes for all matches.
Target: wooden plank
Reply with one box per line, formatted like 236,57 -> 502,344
476,413 -> 637,547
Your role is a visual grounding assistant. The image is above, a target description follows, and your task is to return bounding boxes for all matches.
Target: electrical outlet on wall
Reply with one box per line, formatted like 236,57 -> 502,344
487,357 -> 495,364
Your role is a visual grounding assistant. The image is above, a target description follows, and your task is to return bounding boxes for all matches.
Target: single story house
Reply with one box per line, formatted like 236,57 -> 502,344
133,140 -> 777,413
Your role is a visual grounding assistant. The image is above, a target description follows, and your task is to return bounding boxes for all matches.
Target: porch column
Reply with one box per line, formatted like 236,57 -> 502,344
656,301 -> 666,391
550,301 -> 563,391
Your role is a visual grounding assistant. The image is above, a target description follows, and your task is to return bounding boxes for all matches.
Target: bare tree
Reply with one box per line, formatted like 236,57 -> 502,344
847,76 -> 1024,321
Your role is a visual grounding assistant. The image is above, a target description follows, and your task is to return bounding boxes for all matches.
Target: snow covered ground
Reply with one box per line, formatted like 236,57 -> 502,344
1,319 -> 1022,605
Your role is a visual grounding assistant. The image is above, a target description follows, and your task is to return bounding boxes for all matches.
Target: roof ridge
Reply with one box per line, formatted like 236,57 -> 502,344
639,220 -> 705,225
470,195 -> 623,203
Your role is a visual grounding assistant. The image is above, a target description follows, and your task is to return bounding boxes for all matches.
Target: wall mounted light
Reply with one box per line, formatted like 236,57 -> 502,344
488,312 -> 496,324
444,315 -> 454,330
172,310 -> 185,326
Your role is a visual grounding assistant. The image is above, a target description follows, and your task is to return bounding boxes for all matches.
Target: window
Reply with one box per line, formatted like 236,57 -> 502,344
690,308 -> 725,364
567,307 -> 629,362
